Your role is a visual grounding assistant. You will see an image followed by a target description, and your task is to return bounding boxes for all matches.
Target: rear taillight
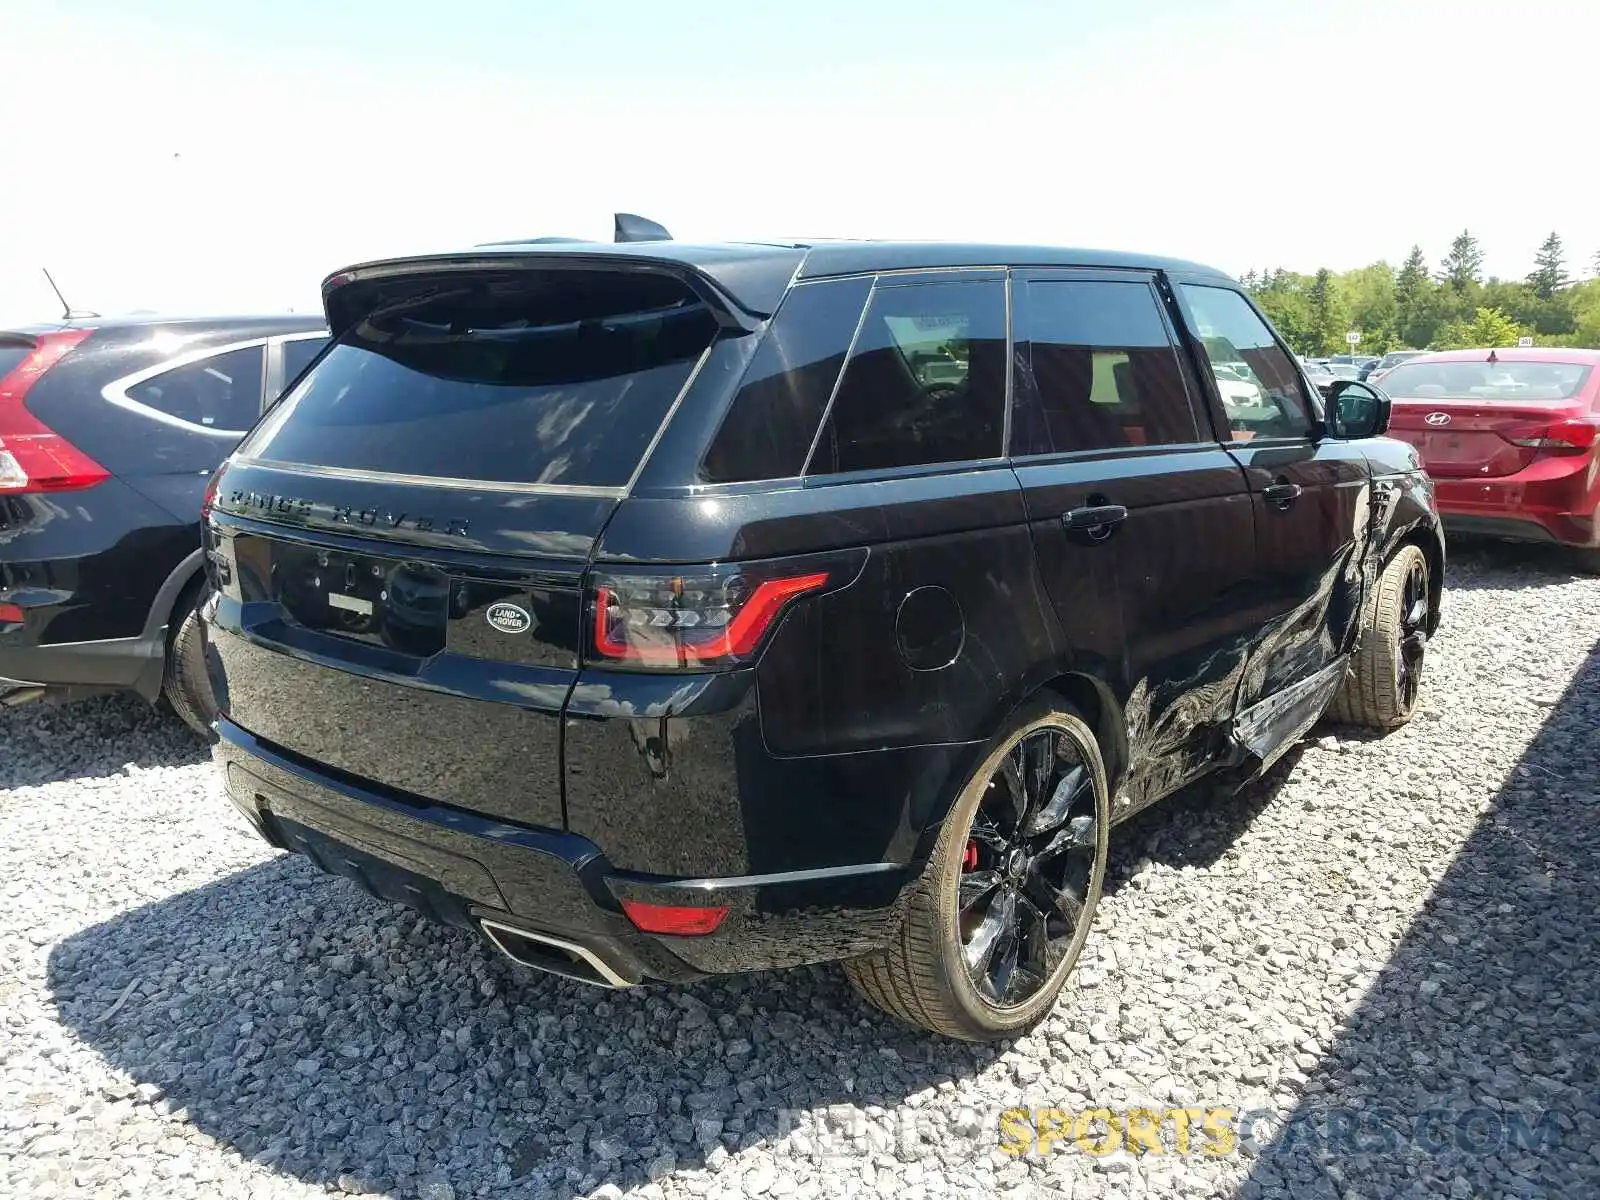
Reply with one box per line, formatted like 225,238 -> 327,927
201,465 -> 225,517
1503,418 -> 1600,452
0,330 -> 108,494
588,557 -> 856,670
0,602 -> 24,626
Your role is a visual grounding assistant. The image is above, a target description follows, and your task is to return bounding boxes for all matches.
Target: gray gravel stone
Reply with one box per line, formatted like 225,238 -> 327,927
3,543 -> 1597,1199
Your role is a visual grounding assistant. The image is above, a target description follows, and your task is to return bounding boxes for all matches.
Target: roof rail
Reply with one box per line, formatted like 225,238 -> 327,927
614,213 -> 672,244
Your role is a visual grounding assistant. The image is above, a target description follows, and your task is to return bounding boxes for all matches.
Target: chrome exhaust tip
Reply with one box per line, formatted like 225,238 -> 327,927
479,919 -> 636,989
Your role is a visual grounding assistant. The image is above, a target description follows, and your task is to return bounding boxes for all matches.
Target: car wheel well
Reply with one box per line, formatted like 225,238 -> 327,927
1038,672 -> 1127,798
1395,528 -> 1444,634
165,570 -> 207,644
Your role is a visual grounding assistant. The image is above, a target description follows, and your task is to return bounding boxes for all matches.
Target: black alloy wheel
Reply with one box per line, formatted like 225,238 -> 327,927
842,703 -> 1110,1040
1395,555 -> 1429,712
959,726 -> 1100,1006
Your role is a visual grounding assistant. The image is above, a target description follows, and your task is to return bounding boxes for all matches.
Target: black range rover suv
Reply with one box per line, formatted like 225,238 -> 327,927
202,236 -> 1443,1039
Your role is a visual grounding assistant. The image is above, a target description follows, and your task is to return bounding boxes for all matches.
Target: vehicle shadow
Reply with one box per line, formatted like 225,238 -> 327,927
1444,537 -> 1594,590
1236,637 -> 1600,1197
45,851 -> 998,1197
0,693 -> 209,789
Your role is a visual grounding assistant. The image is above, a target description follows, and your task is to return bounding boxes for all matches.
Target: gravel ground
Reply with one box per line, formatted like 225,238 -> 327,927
2,542 -> 1598,1200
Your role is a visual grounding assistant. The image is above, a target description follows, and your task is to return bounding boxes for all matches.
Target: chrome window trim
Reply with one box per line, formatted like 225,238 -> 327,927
622,340 -> 716,494
235,457 -> 628,499
101,335 -> 280,440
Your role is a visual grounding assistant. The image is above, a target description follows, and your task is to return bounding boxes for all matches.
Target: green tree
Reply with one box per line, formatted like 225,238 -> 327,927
1526,232 -> 1570,300
1429,307 -> 1527,350
1437,230 -> 1484,293
1249,269 -> 1316,355
1307,268 -> 1348,355
1565,279 -> 1600,347
1340,263 -> 1398,353
1395,246 -> 1442,349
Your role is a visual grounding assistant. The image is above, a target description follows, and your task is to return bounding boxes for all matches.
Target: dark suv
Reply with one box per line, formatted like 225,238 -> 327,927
0,315 -> 327,728
202,236 -> 1443,1039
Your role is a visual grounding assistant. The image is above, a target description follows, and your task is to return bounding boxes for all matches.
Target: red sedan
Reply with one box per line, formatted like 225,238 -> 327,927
1383,348 -> 1600,570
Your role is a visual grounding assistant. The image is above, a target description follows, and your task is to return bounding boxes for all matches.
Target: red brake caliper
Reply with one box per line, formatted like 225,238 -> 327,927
962,839 -> 980,871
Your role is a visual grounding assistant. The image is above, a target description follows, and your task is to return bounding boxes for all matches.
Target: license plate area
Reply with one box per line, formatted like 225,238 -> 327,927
267,539 -> 451,657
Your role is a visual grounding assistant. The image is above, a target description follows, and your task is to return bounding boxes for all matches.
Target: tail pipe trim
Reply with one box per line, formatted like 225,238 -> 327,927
478,919 -> 638,989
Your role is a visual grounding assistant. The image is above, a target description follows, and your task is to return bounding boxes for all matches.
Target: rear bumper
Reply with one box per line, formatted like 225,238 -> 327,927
1433,468 -> 1599,548
0,633 -> 165,703
215,719 -> 920,982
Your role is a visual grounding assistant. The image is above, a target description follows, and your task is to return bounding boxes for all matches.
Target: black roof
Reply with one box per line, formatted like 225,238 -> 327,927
321,239 -> 1235,327
792,241 -> 1230,282
3,313 -> 325,337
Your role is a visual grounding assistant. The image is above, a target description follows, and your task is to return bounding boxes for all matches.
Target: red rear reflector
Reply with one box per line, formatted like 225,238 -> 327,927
0,602 -> 23,624
593,570 -> 831,668
0,330 -> 109,494
620,900 -> 730,936
1503,418 -> 1600,452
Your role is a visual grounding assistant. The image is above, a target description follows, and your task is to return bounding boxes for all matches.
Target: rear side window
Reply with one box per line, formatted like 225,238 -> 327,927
807,279 -> 1006,475
279,336 -> 329,393
243,273 -> 718,488
1180,285 -> 1312,441
1014,280 -> 1199,455
0,346 -> 30,379
700,278 -> 870,483
128,344 -> 265,431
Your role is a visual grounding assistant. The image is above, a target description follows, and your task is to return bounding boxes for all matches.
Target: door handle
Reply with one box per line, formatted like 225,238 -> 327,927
1063,504 -> 1129,539
1263,480 -> 1303,509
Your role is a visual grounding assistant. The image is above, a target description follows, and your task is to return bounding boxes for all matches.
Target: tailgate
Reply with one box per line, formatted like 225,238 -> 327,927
206,464 -> 607,829
204,265 -> 722,828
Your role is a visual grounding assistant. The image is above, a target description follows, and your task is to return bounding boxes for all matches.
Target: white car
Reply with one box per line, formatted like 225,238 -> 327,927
1213,363 -> 1264,408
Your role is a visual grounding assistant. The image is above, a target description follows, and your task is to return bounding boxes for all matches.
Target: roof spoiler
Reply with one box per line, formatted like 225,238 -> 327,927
320,251 -> 769,337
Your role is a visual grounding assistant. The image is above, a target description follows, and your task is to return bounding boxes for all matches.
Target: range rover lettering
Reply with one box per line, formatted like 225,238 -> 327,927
201,225 -> 1443,1040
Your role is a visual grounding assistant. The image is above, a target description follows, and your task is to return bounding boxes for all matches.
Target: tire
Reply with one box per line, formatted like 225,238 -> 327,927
1328,544 -> 1430,729
842,700 -> 1110,1041
1570,547 -> 1600,576
163,589 -> 217,738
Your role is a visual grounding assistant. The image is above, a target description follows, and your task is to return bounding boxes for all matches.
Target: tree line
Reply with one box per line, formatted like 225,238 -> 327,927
1242,231 -> 1600,357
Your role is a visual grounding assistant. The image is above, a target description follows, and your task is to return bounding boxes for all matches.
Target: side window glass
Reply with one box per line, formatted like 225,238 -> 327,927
1017,280 -> 1199,454
1179,285 -> 1311,441
700,278 -> 870,483
127,345 -> 265,432
279,336 -> 329,400
808,280 -> 1006,475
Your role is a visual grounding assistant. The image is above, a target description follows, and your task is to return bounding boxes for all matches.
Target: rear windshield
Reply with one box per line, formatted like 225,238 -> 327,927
1381,359 -> 1592,401
241,272 -> 718,488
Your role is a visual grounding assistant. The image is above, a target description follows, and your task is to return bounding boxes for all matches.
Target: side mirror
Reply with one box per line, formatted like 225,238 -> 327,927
1325,379 -> 1390,439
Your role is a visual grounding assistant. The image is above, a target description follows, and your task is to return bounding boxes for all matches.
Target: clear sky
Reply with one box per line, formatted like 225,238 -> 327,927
2,0 -> 1595,323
